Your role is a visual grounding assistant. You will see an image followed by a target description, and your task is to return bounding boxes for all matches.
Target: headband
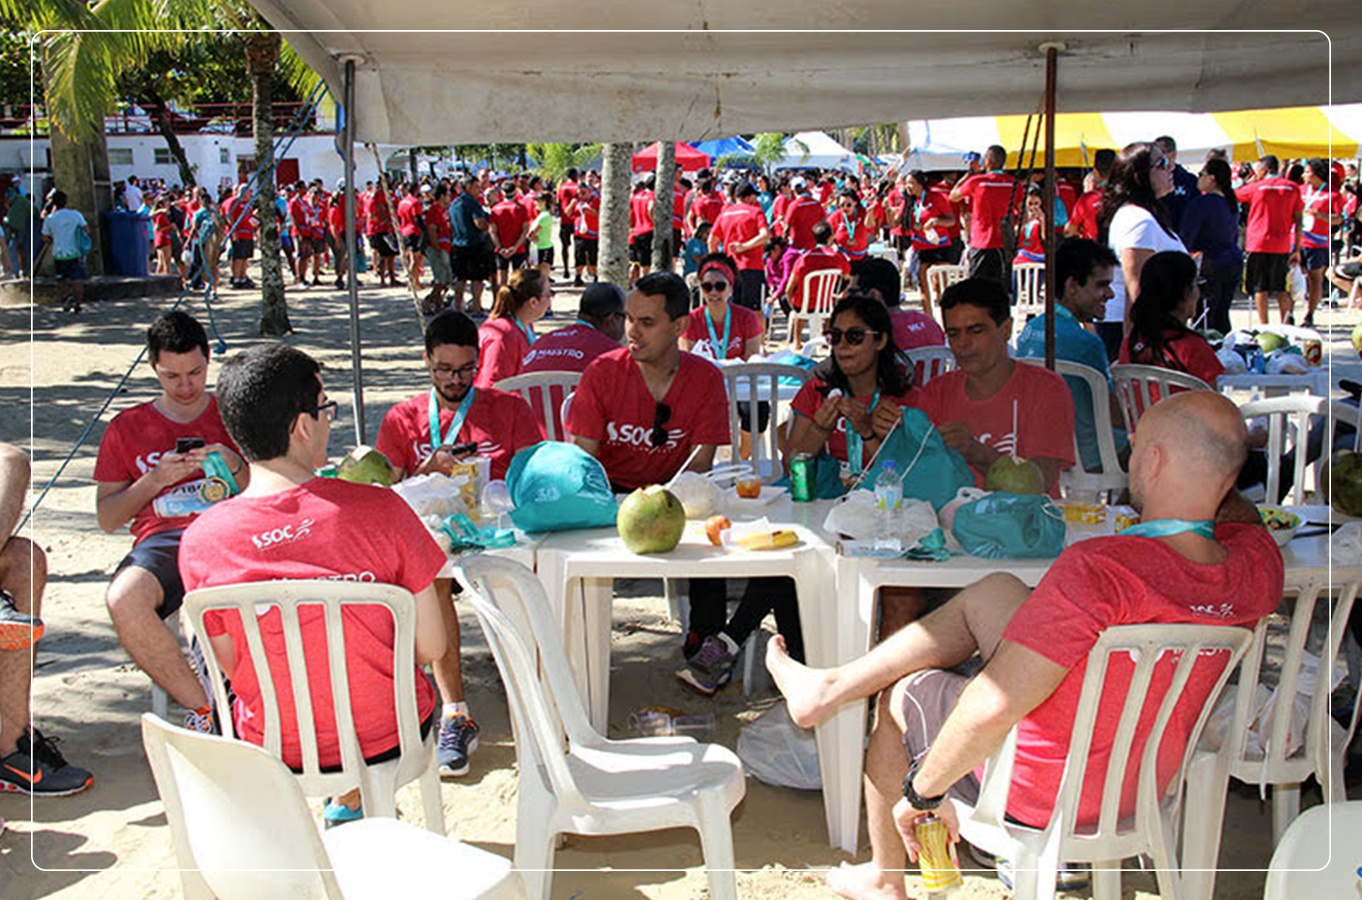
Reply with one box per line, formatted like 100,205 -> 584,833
699,259 -> 737,284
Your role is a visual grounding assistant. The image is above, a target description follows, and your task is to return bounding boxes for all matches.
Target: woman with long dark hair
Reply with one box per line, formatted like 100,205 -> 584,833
1179,157 -> 1243,334
1119,250 -> 1224,386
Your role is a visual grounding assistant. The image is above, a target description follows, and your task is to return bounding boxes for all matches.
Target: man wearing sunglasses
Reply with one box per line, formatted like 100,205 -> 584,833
375,310 -> 543,779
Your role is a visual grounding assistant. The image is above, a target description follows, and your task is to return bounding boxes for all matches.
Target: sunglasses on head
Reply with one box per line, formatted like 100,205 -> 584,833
650,403 -> 672,447
824,327 -> 879,347
699,280 -> 729,293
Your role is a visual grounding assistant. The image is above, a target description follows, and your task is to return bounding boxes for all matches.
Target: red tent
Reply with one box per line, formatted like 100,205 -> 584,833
631,141 -> 711,173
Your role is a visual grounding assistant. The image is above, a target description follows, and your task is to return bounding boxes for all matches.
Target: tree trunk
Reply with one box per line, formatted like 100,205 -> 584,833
42,42 -> 110,276
145,86 -> 196,188
651,141 -> 676,272
245,31 -> 290,336
598,142 -> 632,287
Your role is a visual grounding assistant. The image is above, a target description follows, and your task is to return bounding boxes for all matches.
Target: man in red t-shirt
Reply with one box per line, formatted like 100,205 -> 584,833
374,311 -> 542,778
570,173 -> 601,286
556,168 -> 579,281
1235,154 -> 1304,324
489,183 -> 531,293
364,182 -> 399,287
785,221 -> 851,312
628,176 -> 657,284
685,174 -> 726,238
422,182 -> 455,313
395,183 -> 427,293
1298,157 -> 1344,328
849,256 -> 946,354
783,177 -> 828,251
96,311 -> 247,734
181,344 -> 446,825
949,145 -> 1018,290
521,282 -> 625,375
219,183 -> 258,290
768,390 -> 1282,899
707,181 -> 771,311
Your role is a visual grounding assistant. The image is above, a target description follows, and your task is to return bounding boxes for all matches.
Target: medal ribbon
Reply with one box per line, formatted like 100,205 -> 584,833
845,386 -> 882,477
429,386 -> 476,450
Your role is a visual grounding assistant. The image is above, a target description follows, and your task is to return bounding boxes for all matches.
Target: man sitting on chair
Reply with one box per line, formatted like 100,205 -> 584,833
179,345 -> 447,828
767,391 -> 1283,900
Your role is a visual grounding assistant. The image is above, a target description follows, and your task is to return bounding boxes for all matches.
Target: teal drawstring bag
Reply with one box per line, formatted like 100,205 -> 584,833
505,441 -> 618,532
75,226 -> 92,258
950,492 -> 1066,559
863,407 -> 974,511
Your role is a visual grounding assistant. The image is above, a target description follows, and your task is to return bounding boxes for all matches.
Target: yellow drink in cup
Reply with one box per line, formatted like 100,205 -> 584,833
915,815 -> 962,893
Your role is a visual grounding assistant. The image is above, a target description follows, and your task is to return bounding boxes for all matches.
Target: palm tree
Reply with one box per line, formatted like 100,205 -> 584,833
598,142 -> 631,287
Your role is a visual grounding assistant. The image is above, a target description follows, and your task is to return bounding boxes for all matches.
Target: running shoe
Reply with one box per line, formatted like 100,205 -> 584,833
0,727 -> 93,796
437,714 -> 480,778
675,634 -> 737,696
323,797 -> 364,829
994,856 -> 1091,892
0,588 -> 43,650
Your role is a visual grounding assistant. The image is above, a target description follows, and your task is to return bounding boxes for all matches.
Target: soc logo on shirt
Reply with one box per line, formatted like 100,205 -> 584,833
250,517 -> 315,551
605,422 -> 684,451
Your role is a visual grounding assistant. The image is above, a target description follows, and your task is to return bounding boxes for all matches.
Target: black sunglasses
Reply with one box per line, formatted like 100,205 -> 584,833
699,281 -> 730,293
306,400 -> 339,422
650,403 -> 672,447
824,327 -> 879,347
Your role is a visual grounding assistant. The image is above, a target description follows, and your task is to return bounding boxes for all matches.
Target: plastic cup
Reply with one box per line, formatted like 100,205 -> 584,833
735,474 -> 762,499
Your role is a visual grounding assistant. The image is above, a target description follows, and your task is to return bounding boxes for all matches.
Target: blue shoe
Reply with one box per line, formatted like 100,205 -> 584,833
437,714 -> 480,778
323,798 -> 364,829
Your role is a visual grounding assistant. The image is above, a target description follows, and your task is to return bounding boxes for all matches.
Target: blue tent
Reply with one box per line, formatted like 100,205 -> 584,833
690,136 -> 756,163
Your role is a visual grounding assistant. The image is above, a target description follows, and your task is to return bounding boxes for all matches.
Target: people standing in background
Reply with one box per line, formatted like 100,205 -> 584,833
1178,157 -> 1243,335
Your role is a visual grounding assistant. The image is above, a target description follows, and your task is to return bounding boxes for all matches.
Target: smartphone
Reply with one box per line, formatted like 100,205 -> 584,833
176,437 -> 206,454
439,441 -> 479,456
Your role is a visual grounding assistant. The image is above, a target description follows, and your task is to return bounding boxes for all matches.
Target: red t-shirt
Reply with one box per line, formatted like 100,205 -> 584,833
474,316 -> 535,389
915,363 -> 1075,493
489,199 -> 529,252
684,304 -> 764,360
520,191 -> 540,222
672,191 -> 687,233
521,322 -> 621,374
711,203 -> 767,270
629,190 -> 655,238
396,194 -> 424,237
828,208 -> 870,261
784,195 -> 827,250
955,171 -> 1018,249
220,196 -> 257,240
689,191 -> 725,229
573,191 -> 599,239
426,200 -> 452,252
363,190 -> 391,235
152,210 -> 173,247
791,377 -> 921,465
567,348 -> 731,490
180,479 -> 444,771
556,181 -> 578,225
1013,219 -> 1046,264
1300,184 -> 1343,249
1069,189 -> 1103,241
1235,177 -> 1304,253
890,309 -> 947,352
1056,181 -> 1078,223
1001,523 -> 1282,828
94,397 -> 240,544
374,387 -> 544,481
1119,329 -> 1225,388
817,181 -> 835,207
770,193 -> 793,237
909,188 -> 957,250
786,247 -> 850,310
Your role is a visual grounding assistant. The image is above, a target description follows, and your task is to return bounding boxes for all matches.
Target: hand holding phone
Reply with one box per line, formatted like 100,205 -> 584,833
176,437 -> 206,455
438,441 -> 479,457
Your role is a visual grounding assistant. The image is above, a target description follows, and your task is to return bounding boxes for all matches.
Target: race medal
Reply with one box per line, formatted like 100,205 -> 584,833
199,476 -> 231,504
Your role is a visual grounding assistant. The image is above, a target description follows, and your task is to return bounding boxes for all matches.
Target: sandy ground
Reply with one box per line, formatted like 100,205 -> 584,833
1,259 -> 1358,899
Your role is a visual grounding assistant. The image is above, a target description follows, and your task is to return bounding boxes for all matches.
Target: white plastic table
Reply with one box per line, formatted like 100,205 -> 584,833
1218,368 -> 1331,400
1264,801 -> 1362,899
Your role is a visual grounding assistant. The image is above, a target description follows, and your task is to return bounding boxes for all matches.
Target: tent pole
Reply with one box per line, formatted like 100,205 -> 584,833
1040,42 -> 1064,370
342,56 -> 366,444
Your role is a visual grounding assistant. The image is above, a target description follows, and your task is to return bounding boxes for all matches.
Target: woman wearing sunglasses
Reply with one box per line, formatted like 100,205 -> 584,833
473,267 -> 553,389
828,189 -> 876,264
680,254 -> 764,361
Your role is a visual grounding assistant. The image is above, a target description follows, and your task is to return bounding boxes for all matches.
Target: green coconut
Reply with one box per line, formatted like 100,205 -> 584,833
617,485 -> 687,553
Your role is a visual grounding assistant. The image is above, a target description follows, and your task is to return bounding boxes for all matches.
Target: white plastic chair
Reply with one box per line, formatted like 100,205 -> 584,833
1325,397 -> 1362,455
1180,568 -> 1361,900
955,623 -> 1252,900
1012,261 -> 1047,322
1262,801 -> 1362,900
786,268 -> 843,346
924,262 -> 968,320
800,335 -> 830,360
141,713 -> 520,900
452,556 -> 746,900
1019,358 -> 1128,499
495,370 -> 582,443
1110,363 -> 1213,432
721,361 -> 812,482
182,581 -> 444,833
1238,395 -> 1325,506
905,345 -> 957,386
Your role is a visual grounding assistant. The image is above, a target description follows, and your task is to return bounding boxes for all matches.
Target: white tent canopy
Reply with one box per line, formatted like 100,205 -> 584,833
772,131 -> 858,172
246,4 -> 1361,145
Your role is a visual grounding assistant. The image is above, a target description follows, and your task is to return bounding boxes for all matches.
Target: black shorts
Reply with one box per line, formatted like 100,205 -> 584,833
918,240 -> 963,267
575,237 -> 599,268
452,244 -> 496,282
368,233 -> 399,258
735,268 -> 766,311
533,246 -> 554,267
230,238 -> 254,260
115,528 -> 187,618
496,250 -> 528,271
1244,251 -> 1289,294
54,257 -> 87,280
966,246 -> 1009,287
402,233 -> 424,253
1301,246 -> 1328,272
630,232 -> 654,264
891,233 -> 913,254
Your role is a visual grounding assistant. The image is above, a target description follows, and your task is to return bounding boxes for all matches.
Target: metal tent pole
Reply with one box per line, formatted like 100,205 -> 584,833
341,56 -> 366,445
1040,42 -> 1065,369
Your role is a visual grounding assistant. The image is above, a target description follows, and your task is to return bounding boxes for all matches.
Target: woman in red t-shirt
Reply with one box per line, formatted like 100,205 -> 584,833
680,255 -> 764,361
828,189 -> 875,263
1120,250 -> 1224,387
475,268 -> 553,389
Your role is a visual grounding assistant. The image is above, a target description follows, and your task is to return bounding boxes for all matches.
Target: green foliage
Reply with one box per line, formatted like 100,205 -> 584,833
750,132 -> 791,172
0,26 -> 41,111
525,142 -> 601,180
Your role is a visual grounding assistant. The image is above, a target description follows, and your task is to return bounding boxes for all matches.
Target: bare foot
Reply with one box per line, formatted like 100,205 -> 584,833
826,861 -> 907,900
766,634 -> 836,728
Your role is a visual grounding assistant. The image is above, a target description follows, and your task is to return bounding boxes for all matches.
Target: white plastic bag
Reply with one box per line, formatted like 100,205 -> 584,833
737,700 -> 821,790
822,488 -> 938,544
390,473 -> 469,519
1287,265 -> 1307,304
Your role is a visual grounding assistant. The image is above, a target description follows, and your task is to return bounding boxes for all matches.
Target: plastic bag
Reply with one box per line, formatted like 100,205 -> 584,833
950,491 -> 1066,559
1287,265 -> 1307,304
391,472 -> 470,519
1216,346 -> 1248,376
823,488 -> 939,544
737,700 -> 821,790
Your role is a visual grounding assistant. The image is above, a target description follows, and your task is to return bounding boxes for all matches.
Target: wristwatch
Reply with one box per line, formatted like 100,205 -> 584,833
902,758 -> 946,810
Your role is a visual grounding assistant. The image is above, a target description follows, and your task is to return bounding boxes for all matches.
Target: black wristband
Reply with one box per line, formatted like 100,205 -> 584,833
902,759 -> 945,810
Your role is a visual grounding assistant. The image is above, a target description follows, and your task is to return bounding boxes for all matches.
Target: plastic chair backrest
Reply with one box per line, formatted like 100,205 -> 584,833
182,581 -> 425,801
970,624 -> 1252,848
496,370 -> 583,443
1012,262 -> 1046,322
925,263 -> 968,301
802,268 -> 842,317
1019,357 -> 1127,496
721,362 -> 813,482
452,556 -> 594,811
1109,363 -> 1213,431
1238,394 -> 1324,506
141,712 -> 342,900
1326,397 -> 1362,455
906,345 -> 957,386
800,336 -> 830,359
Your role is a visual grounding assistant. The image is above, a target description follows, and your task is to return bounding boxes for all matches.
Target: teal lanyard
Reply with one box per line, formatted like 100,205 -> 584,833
429,387 -> 475,449
704,306 -> 732,359
845,386 -> 881,477
514,317 -> 537,346
1121,518 -> 1215,540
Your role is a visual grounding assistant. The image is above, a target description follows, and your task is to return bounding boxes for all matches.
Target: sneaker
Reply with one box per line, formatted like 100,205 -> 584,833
437,714 -> 480,777
0,588 -> 43,650
323,797 -> 364,829
1302,313 -> 1315,328
573,276 -> 584,287
0,727 -> 93,796
994,856 -> 1091,892
183,708 -> 216,734
675,634 -> 737,696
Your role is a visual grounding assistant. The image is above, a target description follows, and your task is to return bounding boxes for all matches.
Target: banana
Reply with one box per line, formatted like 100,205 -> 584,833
735,529 -> 799,550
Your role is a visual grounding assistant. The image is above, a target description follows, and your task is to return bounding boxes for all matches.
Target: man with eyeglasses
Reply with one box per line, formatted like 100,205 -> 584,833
96,311 -> 247,736
375,310 -> 542,778
179,344 -> 447,828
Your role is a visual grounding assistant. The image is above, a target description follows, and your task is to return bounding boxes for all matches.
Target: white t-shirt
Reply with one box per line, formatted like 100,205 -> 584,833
124,182 -> 143,211
1104,204 -> 1188,323
41,208 -> 89,260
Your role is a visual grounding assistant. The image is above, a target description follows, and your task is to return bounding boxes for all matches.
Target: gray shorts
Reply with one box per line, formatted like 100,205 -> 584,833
427,246 -> 452,285
899,668 -> 980,806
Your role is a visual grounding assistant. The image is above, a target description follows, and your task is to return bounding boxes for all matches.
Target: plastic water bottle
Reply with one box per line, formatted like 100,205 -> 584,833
874,460 -> 904,552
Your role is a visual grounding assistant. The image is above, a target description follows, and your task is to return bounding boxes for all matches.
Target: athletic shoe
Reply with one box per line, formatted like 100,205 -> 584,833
0,588 -> 43,650
675,635 -> 736,696
0,727 -> 93,796
1302,313 -> 1315,328
183,708 -> 216,734
323,797 -> 364,829
994,856 -> 1091,892
437,714 -> 480,778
